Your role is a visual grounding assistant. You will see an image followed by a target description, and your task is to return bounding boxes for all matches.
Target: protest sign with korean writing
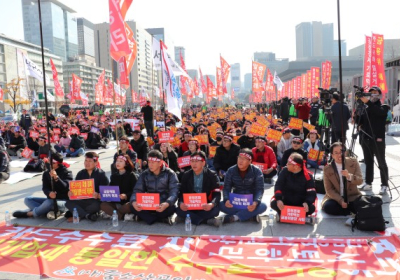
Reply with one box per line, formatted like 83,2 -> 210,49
80,133 -> 88,140
29,131 -> 39,138
303,122 -> 316,131
308,148 -> 325,161
288,118 -> 303,130
209,146 -> 217,158
100,186 -> 120,202
53,128 -> 61,134
183,193 -> 207,210
229,193 -> 253,209
158,131 -> 174,143
280,205 -> 306,224
136,193 -> 160,210
194,135 -> 208,145
178,156 -> 191,168
252,162 -> 269,172
21,147 -> 33,159
267,129 -> 283,142
69,179 -> 95,200
249,123 -> 268,136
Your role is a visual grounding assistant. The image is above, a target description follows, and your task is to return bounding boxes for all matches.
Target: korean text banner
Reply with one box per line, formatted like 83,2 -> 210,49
1,225 -> 400,280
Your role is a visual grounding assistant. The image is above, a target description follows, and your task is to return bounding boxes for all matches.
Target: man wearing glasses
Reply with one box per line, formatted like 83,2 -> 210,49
176,151 -> 222,227
280,137 -> 308,168
220,148 -> 266,224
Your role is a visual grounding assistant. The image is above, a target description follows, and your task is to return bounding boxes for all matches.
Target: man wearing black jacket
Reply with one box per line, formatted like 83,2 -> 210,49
7,130 -> 26,157
65,152 -> 110,221
13,153 -> 73,219
66,133 -> 85,157
175,151 -> 221,227
280,137 -> 308,168
358,86 -> 390,195
309,96 -> 321,126
213,134 -> 241,180
280,97 -> 290,123
0,148 -> 10,183
330,92 -> 351,144
19,109 -> 32,136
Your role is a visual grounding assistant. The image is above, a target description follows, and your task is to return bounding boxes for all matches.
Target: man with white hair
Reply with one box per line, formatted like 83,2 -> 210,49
358,86 -> 390,195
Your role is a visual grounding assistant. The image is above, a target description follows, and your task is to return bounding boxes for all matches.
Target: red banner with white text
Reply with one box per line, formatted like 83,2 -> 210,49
372,33 -> 388,100
50,59 -> 64,97
252,61 -> 266,93
220,55 -> 230,94
363,36 -> 373,92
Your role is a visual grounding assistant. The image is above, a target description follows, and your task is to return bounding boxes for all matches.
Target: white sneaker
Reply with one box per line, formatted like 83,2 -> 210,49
345,217 -> 353,227
379,186 -> 388,195
100,211 -> 111,219
360,184 -> 372,191
124,213 -> 135,221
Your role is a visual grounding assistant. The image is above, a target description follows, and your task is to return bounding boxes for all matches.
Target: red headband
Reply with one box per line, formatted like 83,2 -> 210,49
148,157 -> 161,162
190,156 -> 205,162
189,140 -> 198,145
224,135 -> 233,141
288,157 -> 311,181
117,155 -> 127,162
239,153 -> 252,161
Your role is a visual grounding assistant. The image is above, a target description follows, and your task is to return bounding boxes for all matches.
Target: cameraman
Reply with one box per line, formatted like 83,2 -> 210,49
309,96 -> 321,126
358,86 -> 389,195
330,92 -> 351,144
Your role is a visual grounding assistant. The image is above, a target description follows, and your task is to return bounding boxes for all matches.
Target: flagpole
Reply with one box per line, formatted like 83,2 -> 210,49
111,58 -> 119,150
160,40 -> 167,127
37,0 -> 57,218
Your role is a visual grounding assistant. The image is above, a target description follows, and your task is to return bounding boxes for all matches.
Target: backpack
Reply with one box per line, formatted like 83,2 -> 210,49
351,195 -> 388,232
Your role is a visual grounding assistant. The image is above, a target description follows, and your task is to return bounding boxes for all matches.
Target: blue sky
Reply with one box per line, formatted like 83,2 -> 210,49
1,0 -> 399,79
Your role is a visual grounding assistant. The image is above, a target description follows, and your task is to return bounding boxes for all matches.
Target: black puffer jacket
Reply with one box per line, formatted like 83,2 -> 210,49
274,167 -> 316,207
213,143 -> 241,173
42,165 -> 73,200
0,150 -> 10,174
130,134 -> 149,161
109,171 -> 138,203
69,135 -> 86,150
130,165 -> 179,206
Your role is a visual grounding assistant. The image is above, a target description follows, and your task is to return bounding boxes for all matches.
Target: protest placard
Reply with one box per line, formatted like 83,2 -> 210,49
183,193 -> 207,210
288,118 -> 303,130
252,162 -> 269,172
21,147 -> 33,159
229,193 -> 253,209
158,131 -> 174,143
280,205 -> 306,224
178,156 -> 191,168
69,179 -> 95,200
100,186 -> 120,202
308,148 -> 325,161
136,193 -> 160,210
249,123 -> 268,136
194,135 -> 208,145
29,131 -> 39,138
266,129 -> 283,142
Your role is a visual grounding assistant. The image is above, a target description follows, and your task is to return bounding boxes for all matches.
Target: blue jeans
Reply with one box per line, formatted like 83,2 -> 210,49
24,197 -> 67,217
54,145 -> 66,153
219,201 -> 267,221
66,148 -> 84,157
307,159 -> 326,169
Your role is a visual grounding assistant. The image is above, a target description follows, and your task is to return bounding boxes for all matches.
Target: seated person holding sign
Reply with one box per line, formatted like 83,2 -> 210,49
129,150 -> 179,225
13,153 -> 73,219
100,154 -> 138,220
175,151 -> 222,227
322,142 -> 363,225
303,129 -> 326,169
280,136 -> 308,168
65,152 -> 110,222
220,148 -> 267,223
251,136 -> 278,184
271,153 -> 317,223
213,134 -> 241,180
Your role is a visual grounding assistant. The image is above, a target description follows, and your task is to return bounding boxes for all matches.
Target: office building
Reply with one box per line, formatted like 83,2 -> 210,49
349,39 -> 400,61
296,21 -> 334,59
77,18 -> 95,58
230,63 -> 241,92
187,69 -> 198,80
175,46 -> 185,65
0,33 -> 63,112
22,0 -> 78,61
333,40 -> 347,56
253,52 -> 290,76
244,73 -> 252,91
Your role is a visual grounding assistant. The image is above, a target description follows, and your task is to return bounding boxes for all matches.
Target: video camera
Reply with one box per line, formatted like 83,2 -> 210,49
354,85 -> 372,100
318,87 -> 338,108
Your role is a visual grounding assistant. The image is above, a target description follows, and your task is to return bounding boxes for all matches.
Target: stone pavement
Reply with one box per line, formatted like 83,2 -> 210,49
1,129 -> 400,279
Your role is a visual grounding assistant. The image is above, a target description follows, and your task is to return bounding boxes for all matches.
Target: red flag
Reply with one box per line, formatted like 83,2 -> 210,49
199,68 -> 207,95
296,76 -> 302,99
119,56 -> 129,86
321,62 -> 327,89
372,33 -> 387,99
220,55 -> 230,94
310,67 -> 320,97
362,36 -> 372,92
71,74 -> 82,100
131,90 -> 138,103
109,0 -> 130,61
252,61 -> 266,93
216,67 -> 223,96
0,86 -> 3,102
325,61 -> 332,90
95,70 -> 105,104
179,51 -> 189,95
105,78 -> 113,105
206,76 -> 216,104
301,73 -> 307,97
193,77 -> 199,96
120,0 -> 133,19
50,59 -> 64,97
307,70 -> 312,99
231,88 -> 235,100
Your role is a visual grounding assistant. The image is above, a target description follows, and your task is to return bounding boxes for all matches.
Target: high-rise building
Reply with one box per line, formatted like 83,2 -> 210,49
230,63 -> 241,92
296,21 -> 334,59
77,18 -> 95,58
22,0 -> 78,61
174,46 -> 185,65
253,52 -> 289,76
187,69 -> 198,80
146,28 -> 165,42
333,40 -> 347,57
244,73 -> 252,91
94,20 -> 158,105
349,39 -> 400,61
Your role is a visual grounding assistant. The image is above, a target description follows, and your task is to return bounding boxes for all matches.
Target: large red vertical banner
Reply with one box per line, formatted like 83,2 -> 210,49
321,62 -> 327,89
292,78 -> 297,99
301,74 -> 307,97
363,36 -> 372,92
216,67 -> 223,98
252,61 -> 266,94
325,61 -> 332,89
296,76 -> 302,99
372,33 -> 388,100
310,67 -> 320,97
